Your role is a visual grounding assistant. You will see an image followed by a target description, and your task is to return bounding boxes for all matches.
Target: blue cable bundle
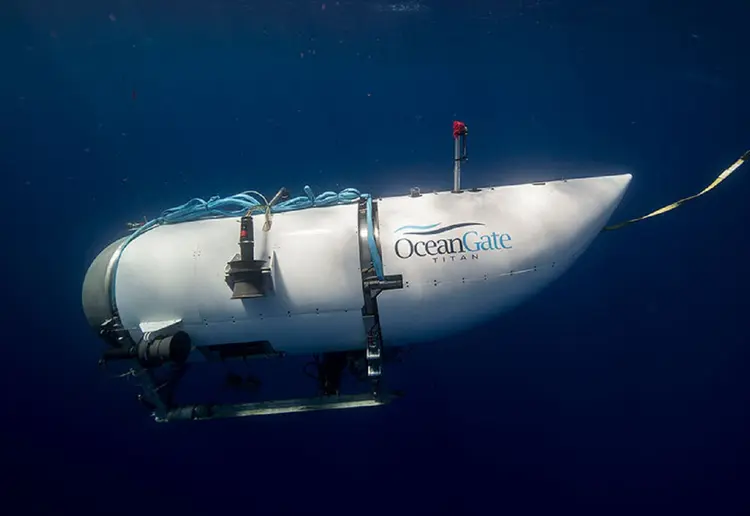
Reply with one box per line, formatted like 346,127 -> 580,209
110,185 -> 384,308
153,185 -> 364,227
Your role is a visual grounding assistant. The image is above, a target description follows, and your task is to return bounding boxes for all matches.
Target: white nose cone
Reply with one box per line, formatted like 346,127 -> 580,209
374,173 -> 633,345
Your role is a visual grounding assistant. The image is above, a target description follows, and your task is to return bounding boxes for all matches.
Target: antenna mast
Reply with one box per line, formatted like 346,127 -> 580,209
452,120 -> 469,192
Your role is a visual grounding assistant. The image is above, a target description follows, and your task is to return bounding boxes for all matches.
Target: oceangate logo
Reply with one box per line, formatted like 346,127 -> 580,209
393,222 -> 512,262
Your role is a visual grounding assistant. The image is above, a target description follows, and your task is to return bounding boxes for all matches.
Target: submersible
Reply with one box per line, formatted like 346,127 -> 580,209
82,121 -> 644,422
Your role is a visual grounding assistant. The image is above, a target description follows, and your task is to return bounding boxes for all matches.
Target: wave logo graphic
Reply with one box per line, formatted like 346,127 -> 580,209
393,222 -> 485,236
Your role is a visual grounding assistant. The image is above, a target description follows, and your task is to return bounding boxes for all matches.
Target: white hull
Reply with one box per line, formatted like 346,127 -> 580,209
90,173 -> 631,356
376,173 -> 632,344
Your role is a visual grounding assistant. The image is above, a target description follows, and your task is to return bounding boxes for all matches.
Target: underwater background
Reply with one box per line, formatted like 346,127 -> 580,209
3,0 -> 749,514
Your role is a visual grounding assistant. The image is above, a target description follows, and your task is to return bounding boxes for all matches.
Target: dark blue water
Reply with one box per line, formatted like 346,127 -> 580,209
3,1 -> 749,514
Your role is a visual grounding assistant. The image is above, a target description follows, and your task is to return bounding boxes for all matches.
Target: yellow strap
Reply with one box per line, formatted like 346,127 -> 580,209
603,150 -> 749,231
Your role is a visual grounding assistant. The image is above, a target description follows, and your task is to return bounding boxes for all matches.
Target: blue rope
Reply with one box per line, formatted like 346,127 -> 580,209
109,186 -> 385,309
